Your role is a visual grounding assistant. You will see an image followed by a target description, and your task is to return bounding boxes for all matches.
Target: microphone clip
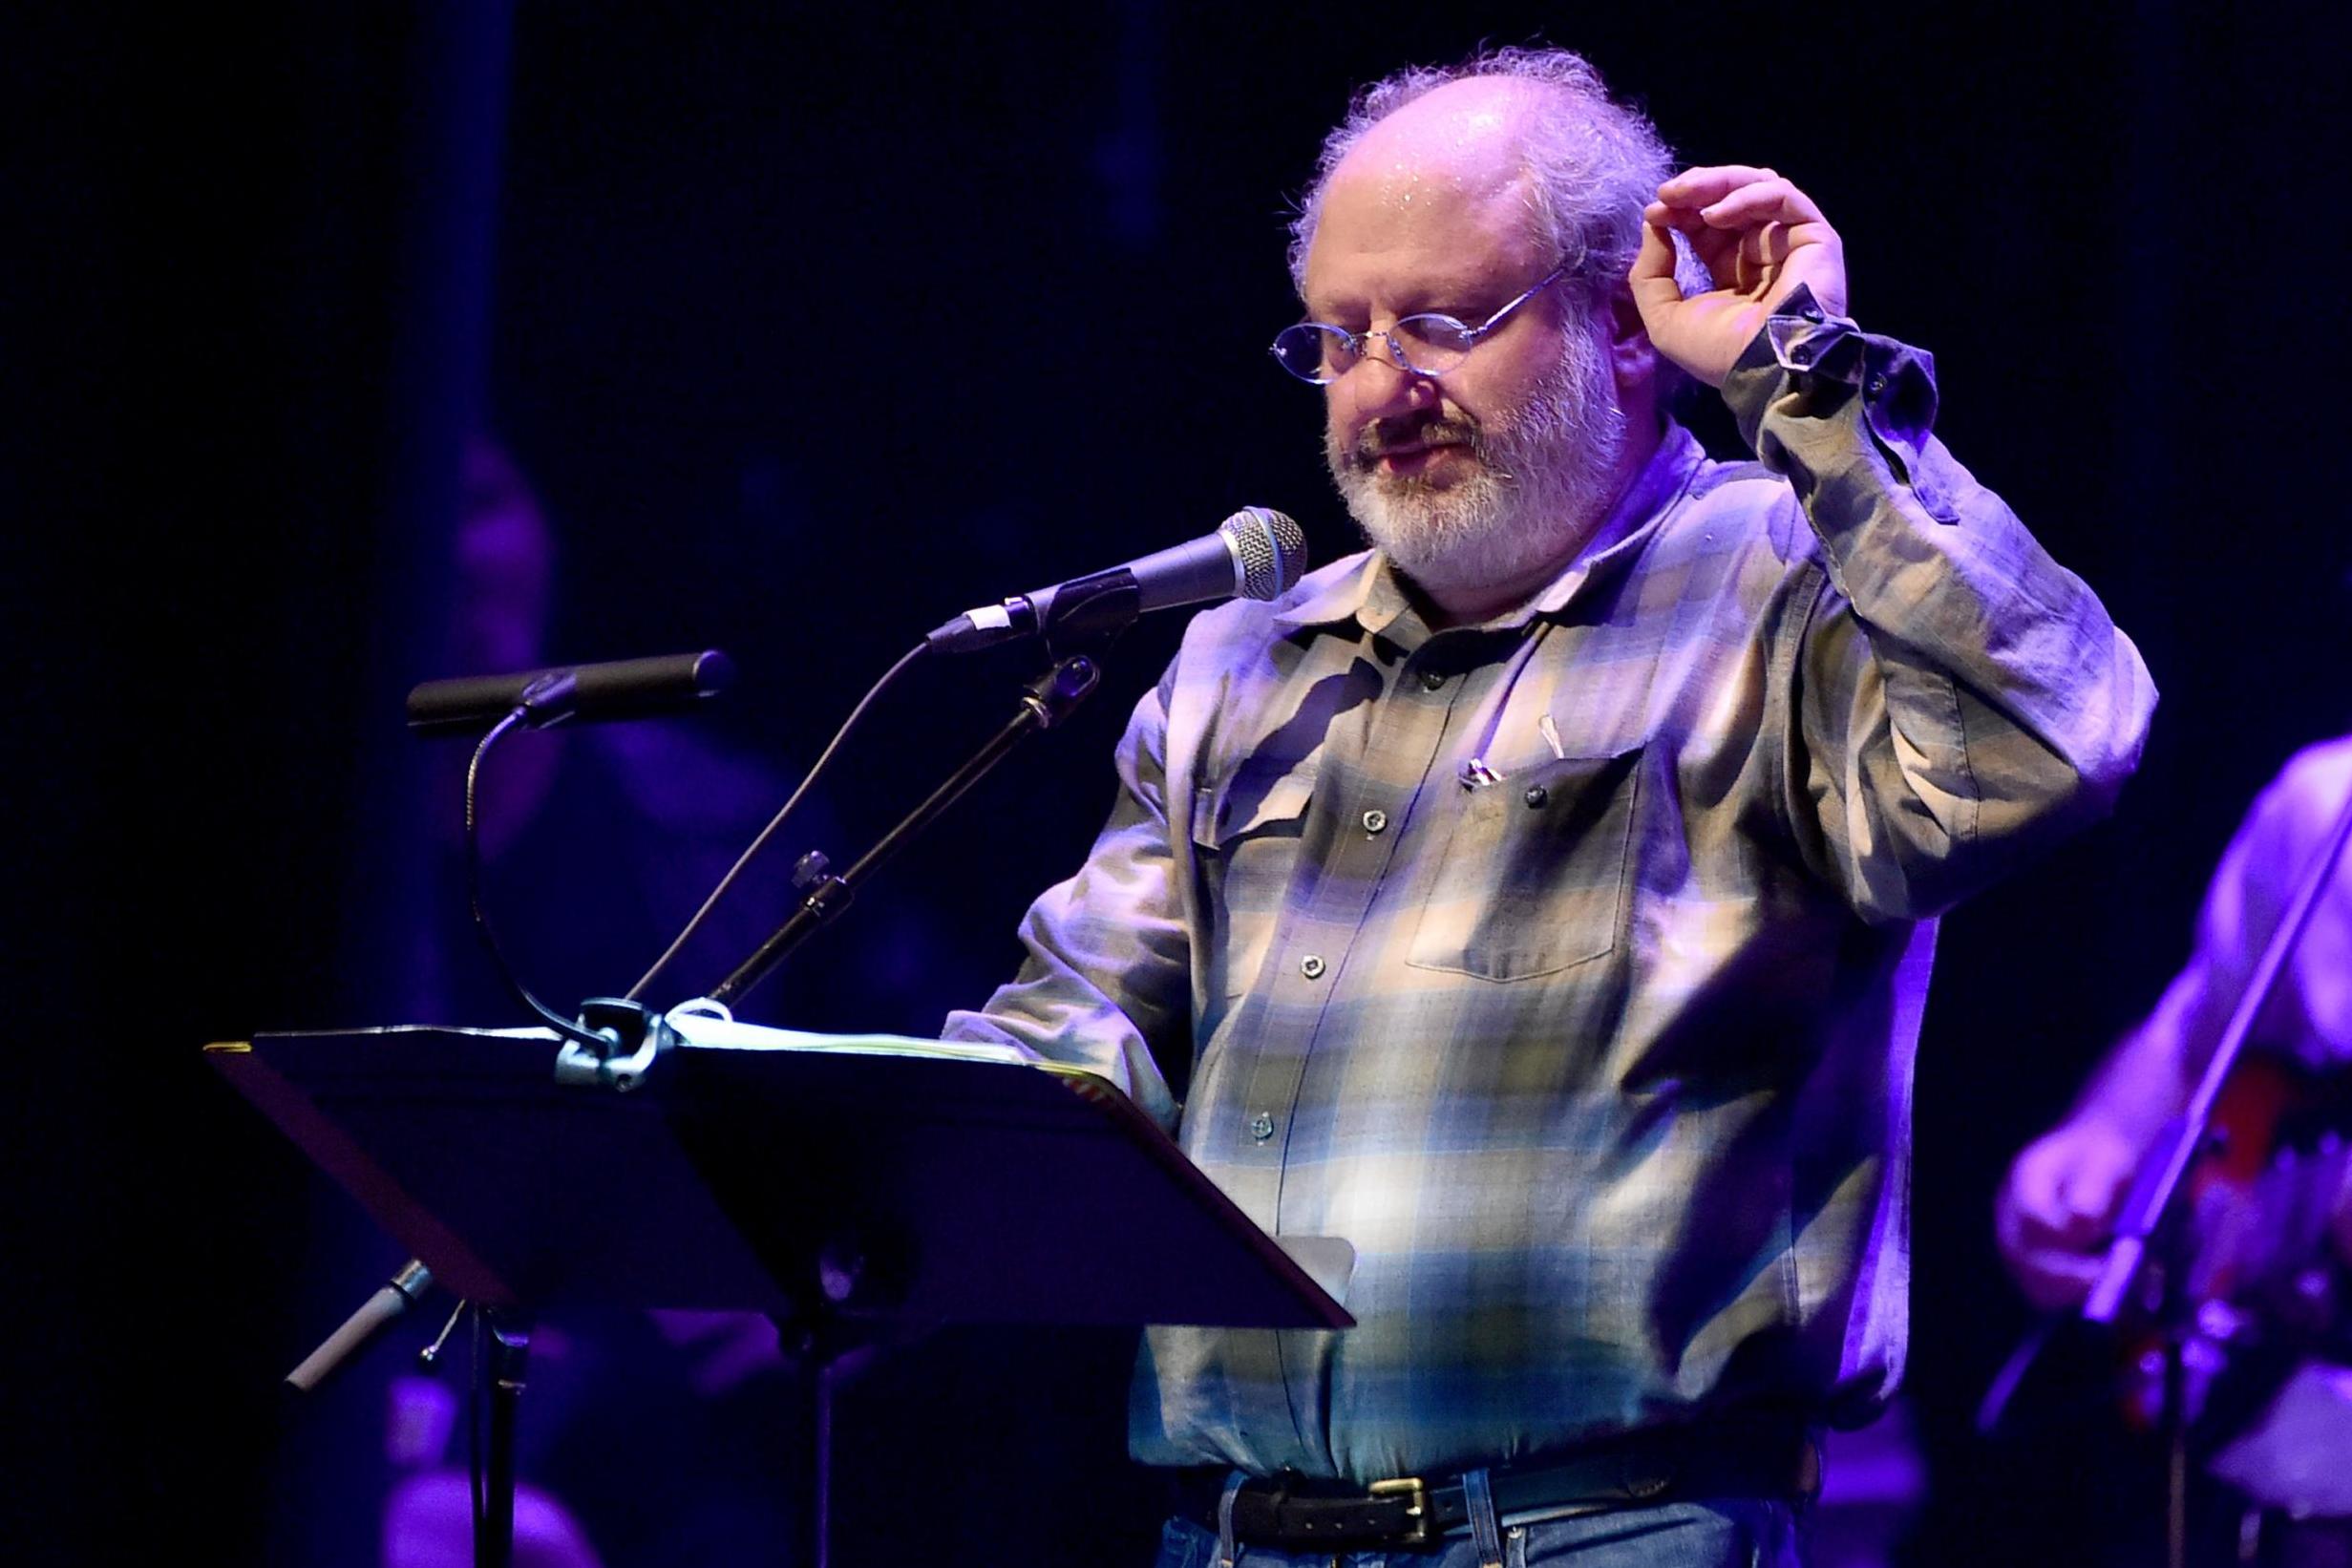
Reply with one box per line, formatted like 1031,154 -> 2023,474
1035,569 -> 1141,660
551,997 -> 675,1092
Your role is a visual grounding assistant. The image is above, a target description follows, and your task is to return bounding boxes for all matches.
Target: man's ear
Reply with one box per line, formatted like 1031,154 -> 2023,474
1604,285 -> 1658,386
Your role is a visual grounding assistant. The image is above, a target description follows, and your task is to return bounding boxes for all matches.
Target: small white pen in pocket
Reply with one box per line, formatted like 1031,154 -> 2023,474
1537,713 -> 1566,761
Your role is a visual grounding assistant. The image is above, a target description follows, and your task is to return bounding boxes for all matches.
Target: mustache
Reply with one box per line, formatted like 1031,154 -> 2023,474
1345,413 -> 1486,471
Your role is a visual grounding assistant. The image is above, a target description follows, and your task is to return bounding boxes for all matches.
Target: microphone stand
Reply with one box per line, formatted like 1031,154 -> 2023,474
479,1310 -> 532,1568
282,591 -> 1134,1568
705,576 -> 1136,1011
685,583 -> 1135,1568
1981,771 -> 2352,1568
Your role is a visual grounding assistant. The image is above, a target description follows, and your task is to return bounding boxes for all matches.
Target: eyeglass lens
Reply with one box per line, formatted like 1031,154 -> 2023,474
1273,316 -> 1481,384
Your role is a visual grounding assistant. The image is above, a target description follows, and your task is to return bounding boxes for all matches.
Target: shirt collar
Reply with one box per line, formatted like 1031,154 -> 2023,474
1270,422 -> 1706,640
1270,549 -> 1386,633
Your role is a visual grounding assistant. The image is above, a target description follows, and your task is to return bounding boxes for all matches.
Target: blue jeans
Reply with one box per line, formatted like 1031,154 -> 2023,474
1150,1496 -> 1805,1568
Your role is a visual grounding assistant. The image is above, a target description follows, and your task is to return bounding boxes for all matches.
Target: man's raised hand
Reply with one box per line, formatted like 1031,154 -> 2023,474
1630,165 -> 1849,388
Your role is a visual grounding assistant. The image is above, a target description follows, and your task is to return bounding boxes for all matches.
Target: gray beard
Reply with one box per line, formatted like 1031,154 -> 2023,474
1327,323 -> 1628,602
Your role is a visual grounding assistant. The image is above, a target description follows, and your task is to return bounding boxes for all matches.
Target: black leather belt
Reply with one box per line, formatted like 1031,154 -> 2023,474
1174,1421 -> 1820,1552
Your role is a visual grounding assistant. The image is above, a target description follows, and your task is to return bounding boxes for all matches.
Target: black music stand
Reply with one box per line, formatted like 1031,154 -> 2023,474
210,1024 -> 1353,1566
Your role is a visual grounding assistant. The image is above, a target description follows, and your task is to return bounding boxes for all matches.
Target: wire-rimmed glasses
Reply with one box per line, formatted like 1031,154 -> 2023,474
1269,260 -> 1574,385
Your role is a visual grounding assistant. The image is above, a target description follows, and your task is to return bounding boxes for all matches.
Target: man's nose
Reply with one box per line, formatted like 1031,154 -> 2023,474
1334,347 -> 1434,427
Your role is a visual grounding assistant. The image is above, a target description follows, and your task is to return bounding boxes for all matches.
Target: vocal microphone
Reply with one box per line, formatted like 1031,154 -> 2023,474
925,506 -> 1307,654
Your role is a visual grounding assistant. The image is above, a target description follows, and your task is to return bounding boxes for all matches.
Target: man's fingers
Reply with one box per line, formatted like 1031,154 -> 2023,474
1640,201 -> 1709,244
1736,222 -> 1790,293
1655,164 -> 1780,211
1629,222 -> 1698,325
1645,207 -> 1745,286
1685,176 -> 1828,233
1655,221 -> 1739,287
1648,169 -> 1834,301
1629,220 -> 1681,288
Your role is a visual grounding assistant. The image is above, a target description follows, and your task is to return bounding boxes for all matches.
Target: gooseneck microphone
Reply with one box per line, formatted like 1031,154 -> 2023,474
406,650 -> 735,735
925,506 -> 1307,654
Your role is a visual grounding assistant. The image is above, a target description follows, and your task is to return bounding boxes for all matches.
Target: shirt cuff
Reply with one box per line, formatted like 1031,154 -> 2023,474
1722,285 -> 1956,523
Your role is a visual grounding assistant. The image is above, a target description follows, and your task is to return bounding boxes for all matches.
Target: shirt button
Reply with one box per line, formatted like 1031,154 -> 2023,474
1249,1112 -> 1275,1142
1523,785 -> 1548,808
1299,954 -> 1326,980
1362,808 -> 1388,835
1418,668 -> 1445,691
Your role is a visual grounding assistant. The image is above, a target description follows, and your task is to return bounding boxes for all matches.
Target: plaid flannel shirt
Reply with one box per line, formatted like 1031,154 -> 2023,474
946,302 -> 2156,1481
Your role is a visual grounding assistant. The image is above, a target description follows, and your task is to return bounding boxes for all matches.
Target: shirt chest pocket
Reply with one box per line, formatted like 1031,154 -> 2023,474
1405,745 -> 1643,982
1191,758 -> 1316,1001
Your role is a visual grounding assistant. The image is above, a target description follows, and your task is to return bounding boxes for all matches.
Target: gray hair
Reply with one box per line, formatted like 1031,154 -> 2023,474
1288,46 -> 1700,306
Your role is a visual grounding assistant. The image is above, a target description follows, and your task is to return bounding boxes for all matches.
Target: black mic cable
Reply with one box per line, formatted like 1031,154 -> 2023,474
463,678 -> 627,1053
626,507 -> 1307,1006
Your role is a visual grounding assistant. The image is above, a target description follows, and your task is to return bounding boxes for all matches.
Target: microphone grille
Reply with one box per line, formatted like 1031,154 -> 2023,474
1221,507 -> 1309,602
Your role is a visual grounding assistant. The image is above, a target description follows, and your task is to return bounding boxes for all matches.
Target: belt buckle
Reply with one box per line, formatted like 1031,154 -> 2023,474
1368,1475 -> 1434,1547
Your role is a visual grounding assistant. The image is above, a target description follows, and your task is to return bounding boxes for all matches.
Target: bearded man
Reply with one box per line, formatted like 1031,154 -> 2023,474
946,46 -> 2155,1568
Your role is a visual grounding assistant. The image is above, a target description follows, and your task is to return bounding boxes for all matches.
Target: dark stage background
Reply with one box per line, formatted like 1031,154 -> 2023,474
8,3 -> 2348,1563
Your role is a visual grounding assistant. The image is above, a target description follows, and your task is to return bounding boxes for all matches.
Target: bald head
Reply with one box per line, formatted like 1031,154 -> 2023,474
1288,48 -> 1678,307
1307,79 -> 1553,281
1324,78 -> 1554,206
